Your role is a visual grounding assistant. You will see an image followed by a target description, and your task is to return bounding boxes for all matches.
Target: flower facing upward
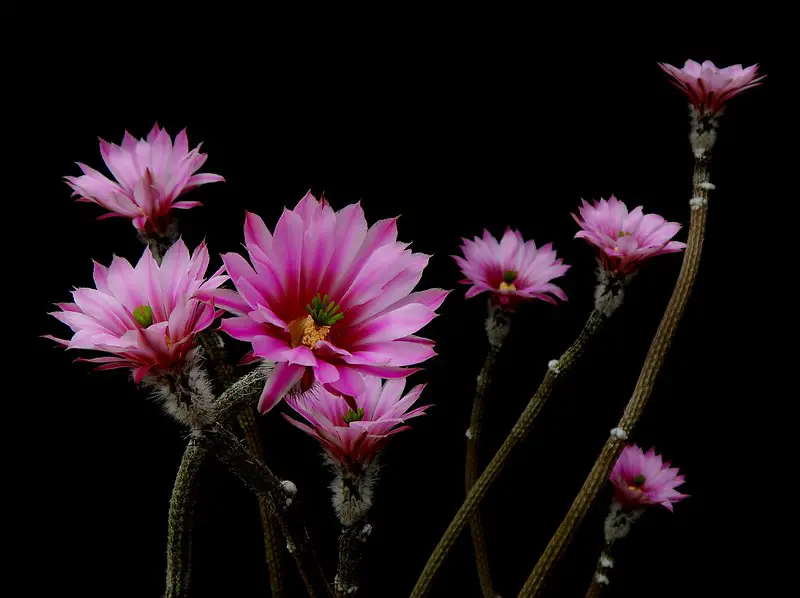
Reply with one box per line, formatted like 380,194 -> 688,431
46,240 -> 227,382
65,124 -> 225,234
659,59 -> 765,115
453,229 -> 569,307
573,197 -> 686,274
201,192 -> 448,414
610,445 -> 688,512
284,377 -> 428,465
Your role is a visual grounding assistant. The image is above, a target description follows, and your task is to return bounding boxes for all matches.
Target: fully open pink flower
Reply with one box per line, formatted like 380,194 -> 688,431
573,197 -> 685,274
453,228 -> 569,307
610,445 -> 688,512
284,377 -> 428,465
65,124 -> 225,234
202,192 -> 448,414
46,240 -> 227,382
659,59 -> 765,115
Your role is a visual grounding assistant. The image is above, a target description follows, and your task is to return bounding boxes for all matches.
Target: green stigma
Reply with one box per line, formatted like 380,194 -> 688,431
133,305 -> 154,328
503,270 -> 518,284
342,407 -> 365,425
632,474 -> 646,487
306,293 -> 344,326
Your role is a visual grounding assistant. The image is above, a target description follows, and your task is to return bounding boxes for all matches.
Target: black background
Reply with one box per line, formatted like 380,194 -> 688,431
11,27 -> 785,598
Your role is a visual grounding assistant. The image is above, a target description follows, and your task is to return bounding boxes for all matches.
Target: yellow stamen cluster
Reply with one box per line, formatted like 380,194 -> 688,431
499,281 -> 517,292
289,315 -> 331,349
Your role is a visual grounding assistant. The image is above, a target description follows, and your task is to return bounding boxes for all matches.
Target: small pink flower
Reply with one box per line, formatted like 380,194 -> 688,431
65,123 -> 225,234
283,377 -> 428,466
659,59 -> 765,115
201,192 -> 448,414
573,197 -> 686,274
453,229 -> 569,307
610,445 -> 688,512
46,240 -> 227,382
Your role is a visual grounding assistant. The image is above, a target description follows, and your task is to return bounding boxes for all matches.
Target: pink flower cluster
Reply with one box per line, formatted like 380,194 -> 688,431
573,196 -> 686,274
66,124 -> 224,234
284,377 -> 428,465
200,192 -> 448,414
610,445 -> 688,512
46,240 -> 227,382
454,228 -> 569,308
659,59 -> 765,115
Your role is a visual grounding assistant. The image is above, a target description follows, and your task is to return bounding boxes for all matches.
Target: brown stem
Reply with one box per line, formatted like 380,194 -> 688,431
205,424 -> 334,598
585,571 -> 606,598
584,543 -> 615,598
465,345 -> 501,598
335,520 -> 371,597
410,310 -> 605,597
165,439 -> 207,598
239,406 -> 285,597
199,332 -> 285,596
519,155 -> 711,597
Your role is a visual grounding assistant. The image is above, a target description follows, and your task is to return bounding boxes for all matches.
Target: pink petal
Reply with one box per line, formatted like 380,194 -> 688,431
258,362 -> 306,414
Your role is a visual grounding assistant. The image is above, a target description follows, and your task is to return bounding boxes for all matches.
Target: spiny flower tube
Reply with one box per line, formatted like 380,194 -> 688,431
453,228 -> 569,309
65,123 -> 225,234
658,59 -> 765,116
46,239 -> 227,383
573,196 -> 685,275
201,192 -> 448,413
610,444 -> 688,512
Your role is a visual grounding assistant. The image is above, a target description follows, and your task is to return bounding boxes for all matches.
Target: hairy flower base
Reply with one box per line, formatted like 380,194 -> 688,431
142,348 -> 214,428
328,456 -> 379,526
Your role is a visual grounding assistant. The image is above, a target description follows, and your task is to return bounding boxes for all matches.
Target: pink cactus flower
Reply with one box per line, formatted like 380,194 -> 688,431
453,229 -> 569,308
46,240 -> 227,382
65,123 -> 225,234
573,196 -> 686,274
284,377 -> 428,465
659,59 -> 765,115
610,445 -> 688,512
202,192 -> 448,414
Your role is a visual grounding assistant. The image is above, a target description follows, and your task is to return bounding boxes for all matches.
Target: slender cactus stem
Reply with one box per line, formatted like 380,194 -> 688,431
199,331 -> 284,596
410,310 -> 605,597
206,424 -> 334,598
165,439 -> 207,598
239,405 -> 285,597
465,345 -> 501,597
519,148 -> 712,597
335,519 -> 371,597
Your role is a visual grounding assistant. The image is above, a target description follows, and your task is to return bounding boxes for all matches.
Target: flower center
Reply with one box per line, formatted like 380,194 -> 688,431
288,293 -> 345,349
499,270 -> 517,292
342,407 -> 365,425
627,474 -> 646,491
133,305 -> 154,327
289,315 -> 331,349
614,231 -> 632,253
